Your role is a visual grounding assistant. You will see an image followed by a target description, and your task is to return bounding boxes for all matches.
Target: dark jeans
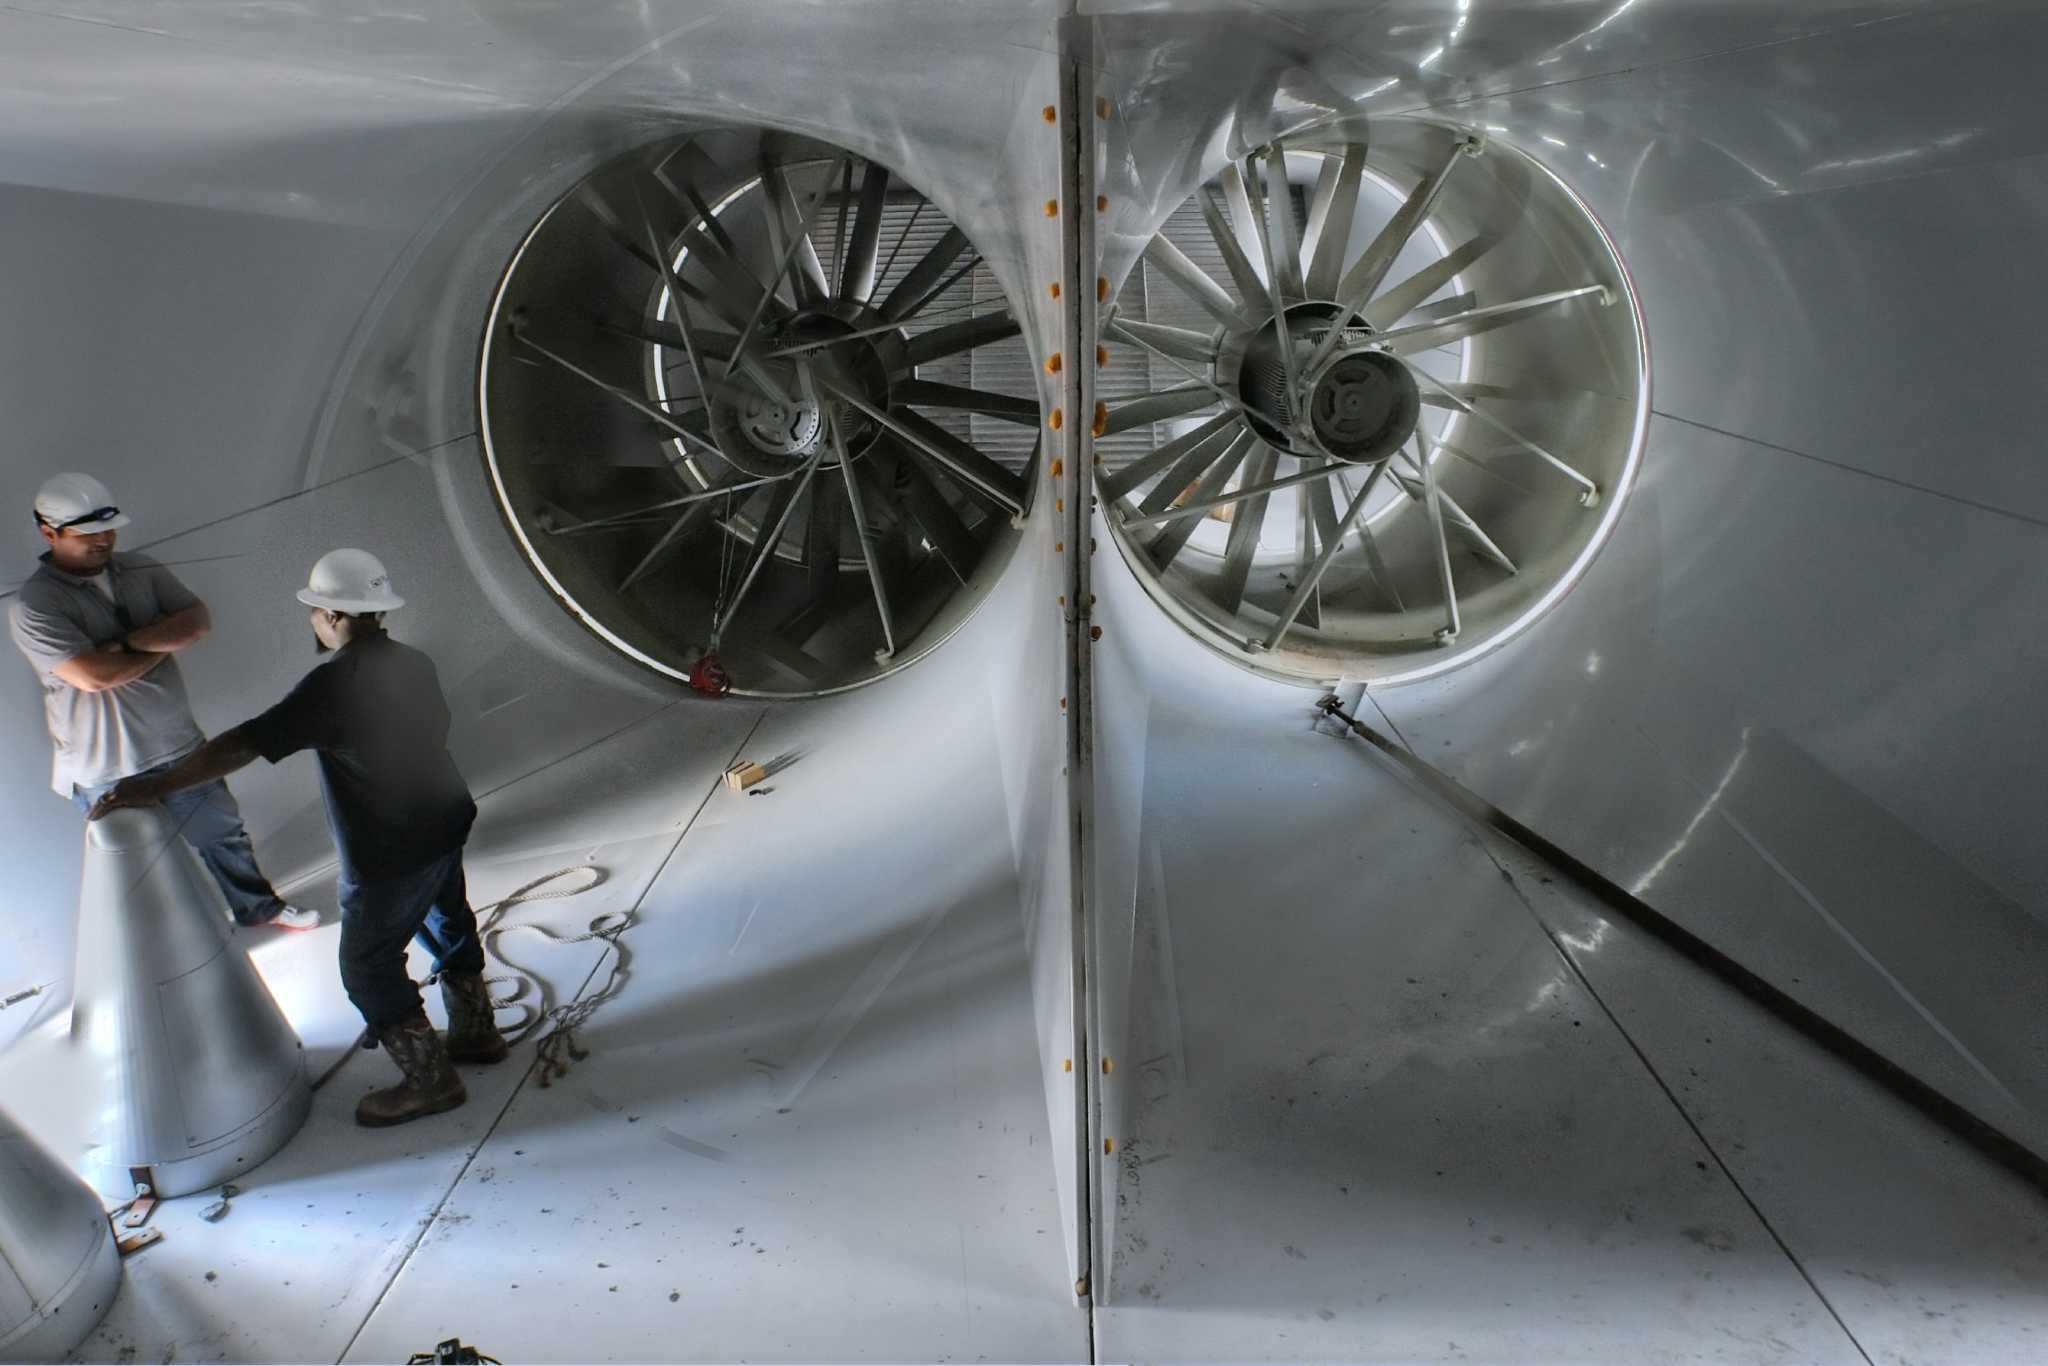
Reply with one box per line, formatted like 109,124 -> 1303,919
337,846 -> 486,1030
72,765 -> 286,926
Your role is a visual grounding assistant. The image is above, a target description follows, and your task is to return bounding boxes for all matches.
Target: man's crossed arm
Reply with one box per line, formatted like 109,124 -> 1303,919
126,602 -> 211,653
49,603 -> 210,694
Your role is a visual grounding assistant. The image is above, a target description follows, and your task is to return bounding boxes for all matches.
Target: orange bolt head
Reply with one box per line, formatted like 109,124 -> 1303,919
1059,696 -> 1067,710
1057,498 -> 1065,513
1091,400 -> 1109,437
1104,1138 -> 1116,1155
1049,407 -> 1064,430
1057,594 -> 1066,606
1097,276 -> 1110,301
1056,542 -> 1065,553
1096,194 -> 1109,213
1045,353 -> 1064,374
1090,625 -> 1103,641
1097,345 -> 1110,367
1044,198 -> 1059,218
1097,97 -> 1111,119
1049,281 -> 1062,300
1043,105 -> 1057,123
1050,457 -> 1065,478
1102,1057 -> 1114,1074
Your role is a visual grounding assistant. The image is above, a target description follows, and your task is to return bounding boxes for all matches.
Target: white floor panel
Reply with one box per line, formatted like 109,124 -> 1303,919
12,636 -> 2035,1364
0,702 -> 754,1365
1495,835 -> 2048,1366
340,696 -> 1087,1364
1092,706 -> 1865,1365
13,856 -> 623,1366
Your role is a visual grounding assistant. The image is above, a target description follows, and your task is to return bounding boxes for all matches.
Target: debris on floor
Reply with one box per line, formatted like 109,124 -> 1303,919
724,759 -> 769,791
199,1183 -> 239,1221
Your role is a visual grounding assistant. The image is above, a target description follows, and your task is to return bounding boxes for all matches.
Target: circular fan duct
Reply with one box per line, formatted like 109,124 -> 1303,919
1096,118 -> 1647,685
480,130 -> 1040,696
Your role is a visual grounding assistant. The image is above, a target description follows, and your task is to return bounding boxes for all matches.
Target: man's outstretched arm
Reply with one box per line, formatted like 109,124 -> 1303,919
89,725 -> 260,819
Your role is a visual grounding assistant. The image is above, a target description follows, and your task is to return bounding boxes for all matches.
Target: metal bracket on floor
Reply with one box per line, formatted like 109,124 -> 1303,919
113,1222 -> 163,1256
118,1166 -> 158,1228
112,1165 -> 164,1254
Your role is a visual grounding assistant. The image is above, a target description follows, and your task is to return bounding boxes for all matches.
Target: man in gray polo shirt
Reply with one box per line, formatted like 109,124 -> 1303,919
9,472 -> 315,930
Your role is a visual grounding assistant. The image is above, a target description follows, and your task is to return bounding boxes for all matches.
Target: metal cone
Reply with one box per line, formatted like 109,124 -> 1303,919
70,807 -> 310,1198
0,1102 -> 122,1363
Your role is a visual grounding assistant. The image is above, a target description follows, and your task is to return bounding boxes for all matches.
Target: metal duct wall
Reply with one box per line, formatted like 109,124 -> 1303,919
1081,0 -> 2048,1274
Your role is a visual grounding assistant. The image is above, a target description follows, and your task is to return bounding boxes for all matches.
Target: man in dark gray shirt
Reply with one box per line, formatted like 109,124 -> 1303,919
92,548 -> 507,1129
9,473 -> 314,930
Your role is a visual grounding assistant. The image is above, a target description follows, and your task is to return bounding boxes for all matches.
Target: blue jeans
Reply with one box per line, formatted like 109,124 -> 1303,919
73,764 -> 287,926
337,846 -> 485,1030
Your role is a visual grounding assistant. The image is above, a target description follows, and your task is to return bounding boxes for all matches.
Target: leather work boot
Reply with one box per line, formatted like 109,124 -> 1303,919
356,1011 -> 467,1127
440,971 -> 510,1065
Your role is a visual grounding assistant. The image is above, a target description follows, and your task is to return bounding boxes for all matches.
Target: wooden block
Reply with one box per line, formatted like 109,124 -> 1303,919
724,760 -> 768,791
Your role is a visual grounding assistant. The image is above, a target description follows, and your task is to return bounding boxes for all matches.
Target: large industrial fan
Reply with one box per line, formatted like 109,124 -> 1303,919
481,129 -> 1041,696
1096,117 -> 1648,684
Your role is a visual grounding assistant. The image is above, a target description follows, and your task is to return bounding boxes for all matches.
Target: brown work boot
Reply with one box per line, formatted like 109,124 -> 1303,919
356,1011 -> 467,1127
440,971 -> 510,1065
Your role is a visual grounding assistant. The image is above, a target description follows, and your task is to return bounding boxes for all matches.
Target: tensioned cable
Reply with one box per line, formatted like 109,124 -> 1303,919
1319,694 -> 2048,1199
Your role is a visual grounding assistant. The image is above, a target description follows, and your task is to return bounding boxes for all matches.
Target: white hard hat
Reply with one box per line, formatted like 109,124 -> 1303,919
34,472 -> 130,533
297,548 -> 406,614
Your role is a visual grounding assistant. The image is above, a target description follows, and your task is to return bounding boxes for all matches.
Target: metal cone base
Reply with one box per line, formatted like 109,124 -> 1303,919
0,1102 -> 122,1362
70,807 -> 311,1199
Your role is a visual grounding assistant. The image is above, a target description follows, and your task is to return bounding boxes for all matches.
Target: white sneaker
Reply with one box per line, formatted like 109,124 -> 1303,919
262,904 -> 322,931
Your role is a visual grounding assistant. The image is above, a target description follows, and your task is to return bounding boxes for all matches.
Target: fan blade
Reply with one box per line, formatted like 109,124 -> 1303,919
878,226 -> 971,321
1148,431 -> 1254,569
1102,385 -> 1220,437
841,161 -> 891,301
901,310 -> 1021,368
1100,412 -> 1241,502
1361,235 -> 1497,330
894,381 -> 1040,425
1302,143 -> 1367,298
1213,443 -> 1278,613
1143,235 -> 1246,328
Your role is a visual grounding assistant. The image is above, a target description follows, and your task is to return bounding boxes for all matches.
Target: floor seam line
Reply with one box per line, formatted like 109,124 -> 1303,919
1483,845 -> 1878,1366
331,1046 -> 551,1365
1352,693 -> 1875,1363
329,707 -> 768,1364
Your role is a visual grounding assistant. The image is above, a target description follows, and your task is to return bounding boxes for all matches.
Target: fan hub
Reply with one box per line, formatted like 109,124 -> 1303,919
1304,348 -> 1418,464
710,306 -> 897,470
736,389 -> 825,456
